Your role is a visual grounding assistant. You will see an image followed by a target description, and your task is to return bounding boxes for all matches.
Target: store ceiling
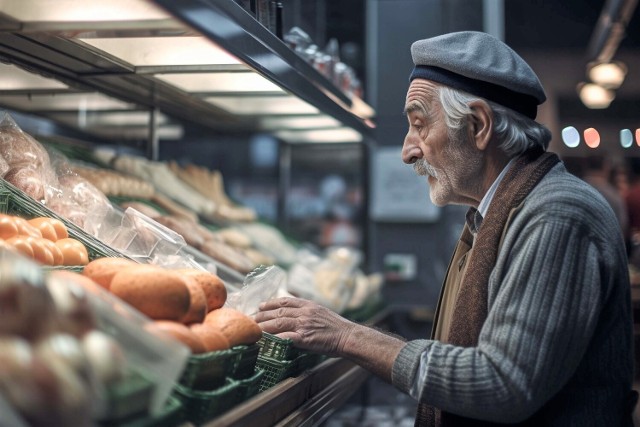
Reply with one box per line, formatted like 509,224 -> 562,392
504,0 -> 640,139
505,0 -> 640,51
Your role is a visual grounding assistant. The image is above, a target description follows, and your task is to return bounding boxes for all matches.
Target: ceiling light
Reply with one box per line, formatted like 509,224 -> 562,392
206,96 -> 319,115
79,37 -> 241,67
260,115 -> 342,130
0,0 -> 171,22
0,64 -> 68,90
0,93 -> 135,111
156,72 -> 283,93
578,83 -> 615,109
275,128 -> 362,143
588,62 -> 627,89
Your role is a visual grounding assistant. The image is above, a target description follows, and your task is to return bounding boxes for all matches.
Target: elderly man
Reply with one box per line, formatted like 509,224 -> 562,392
256,31 -> 635,426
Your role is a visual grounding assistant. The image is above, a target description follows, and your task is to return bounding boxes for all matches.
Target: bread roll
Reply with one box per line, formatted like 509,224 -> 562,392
148,320 -> 206,354
180,276 -> 207,325
190,323 -> 231,352
110,266 -> 191,321
204,307 -> 262,347
82,257 -> 139,290
54,238 -> 89,266
178,269 -> 227,311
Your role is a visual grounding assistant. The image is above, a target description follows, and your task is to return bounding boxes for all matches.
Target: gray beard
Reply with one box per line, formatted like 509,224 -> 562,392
414,158 -> 438,179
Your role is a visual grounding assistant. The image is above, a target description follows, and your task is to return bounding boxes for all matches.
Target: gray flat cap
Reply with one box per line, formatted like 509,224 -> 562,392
410,31 -> 546,119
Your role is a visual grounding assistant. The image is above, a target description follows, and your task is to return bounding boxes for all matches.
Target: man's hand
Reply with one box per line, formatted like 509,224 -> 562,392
255,297 -> 356,358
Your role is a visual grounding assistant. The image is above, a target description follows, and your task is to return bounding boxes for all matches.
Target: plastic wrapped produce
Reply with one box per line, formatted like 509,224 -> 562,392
0,112 -> 58,201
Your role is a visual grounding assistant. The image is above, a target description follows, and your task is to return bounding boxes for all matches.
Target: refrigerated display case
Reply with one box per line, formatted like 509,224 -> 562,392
0,0 -> 378,424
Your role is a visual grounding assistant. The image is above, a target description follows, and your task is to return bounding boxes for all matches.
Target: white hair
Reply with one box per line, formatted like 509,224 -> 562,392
437,86 -> 552,157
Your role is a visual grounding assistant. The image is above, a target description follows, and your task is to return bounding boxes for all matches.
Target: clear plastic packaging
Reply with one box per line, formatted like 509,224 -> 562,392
0,249 -> 189,425
286,247 -> 358,313
0,112 -> 59,202
52,268 -> 191,416
225,265 -> 289,317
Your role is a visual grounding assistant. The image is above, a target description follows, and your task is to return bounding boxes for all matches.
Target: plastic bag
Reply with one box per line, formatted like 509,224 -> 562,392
225,265 -> 289,316
286,246 -> 359,313
0,112 -> 58,202
42,148 -> 113,235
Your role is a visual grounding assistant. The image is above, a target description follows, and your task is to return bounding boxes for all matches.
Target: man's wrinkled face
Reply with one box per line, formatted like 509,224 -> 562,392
402,79 -> 481,206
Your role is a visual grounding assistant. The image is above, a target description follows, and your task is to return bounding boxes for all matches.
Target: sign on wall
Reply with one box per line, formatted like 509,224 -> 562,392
370,146 -> 441,222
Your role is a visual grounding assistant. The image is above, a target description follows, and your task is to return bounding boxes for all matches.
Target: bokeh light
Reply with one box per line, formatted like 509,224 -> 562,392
561,126 -> 580,148
584,128 -> 600,148
621,129 -> 633,148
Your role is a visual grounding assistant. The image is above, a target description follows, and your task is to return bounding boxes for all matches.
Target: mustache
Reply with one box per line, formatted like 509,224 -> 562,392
414,159 -> 438,178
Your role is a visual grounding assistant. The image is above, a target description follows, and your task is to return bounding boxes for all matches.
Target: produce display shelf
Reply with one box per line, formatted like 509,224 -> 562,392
0,178 -> 128,261
202,307 -> 392,427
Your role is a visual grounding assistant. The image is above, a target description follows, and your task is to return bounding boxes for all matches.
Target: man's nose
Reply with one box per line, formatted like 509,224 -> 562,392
402,134 -> 422,164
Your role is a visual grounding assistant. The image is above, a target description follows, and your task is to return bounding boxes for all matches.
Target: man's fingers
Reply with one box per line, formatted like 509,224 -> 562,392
259,297 -> 308,311
257,317 -> 298,335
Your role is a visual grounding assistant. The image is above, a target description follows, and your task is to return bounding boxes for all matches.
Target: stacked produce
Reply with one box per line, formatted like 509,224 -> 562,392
168,161 -> 257,223
0,115 -> 57,202
0,113 -> 113,235
115,201 -> 272,274
72,164 -> 198,223
82,257 -> 262,354
0,252 -> 131,426
0,214 -> 88,266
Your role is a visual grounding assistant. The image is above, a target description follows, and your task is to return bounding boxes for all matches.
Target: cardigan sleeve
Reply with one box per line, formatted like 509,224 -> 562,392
391,217 -> 605,423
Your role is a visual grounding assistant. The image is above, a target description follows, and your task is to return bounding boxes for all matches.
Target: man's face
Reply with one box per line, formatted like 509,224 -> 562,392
402,79 -> 482,207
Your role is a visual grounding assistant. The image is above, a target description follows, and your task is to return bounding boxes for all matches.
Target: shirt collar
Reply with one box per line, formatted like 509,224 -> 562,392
477,158 -> 515,219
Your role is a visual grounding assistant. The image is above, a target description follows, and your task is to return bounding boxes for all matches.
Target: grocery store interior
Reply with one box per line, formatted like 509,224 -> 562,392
0,0 -> 639,426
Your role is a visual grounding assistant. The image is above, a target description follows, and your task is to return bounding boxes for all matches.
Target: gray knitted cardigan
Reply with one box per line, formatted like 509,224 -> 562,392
392,162 -> 635,426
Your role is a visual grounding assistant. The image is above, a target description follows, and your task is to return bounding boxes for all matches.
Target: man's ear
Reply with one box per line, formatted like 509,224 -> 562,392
467,100 -> 493,151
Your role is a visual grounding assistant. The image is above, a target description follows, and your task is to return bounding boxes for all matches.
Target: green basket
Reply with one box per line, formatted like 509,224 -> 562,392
178,348 -> 238,390
235,369 -> 264,402
178,344 -> 259,390
257,332 -> 299,361
255,356 -> 297,392
232,344 -> 259,380
173,380 -> 241,425
99,395 -> 183,427
0,178 -> 127,262
100,370 -> 156,422
294,352 -> 326,373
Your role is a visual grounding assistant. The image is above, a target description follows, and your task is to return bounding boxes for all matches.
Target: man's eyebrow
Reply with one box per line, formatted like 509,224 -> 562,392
403,103 -> 426,116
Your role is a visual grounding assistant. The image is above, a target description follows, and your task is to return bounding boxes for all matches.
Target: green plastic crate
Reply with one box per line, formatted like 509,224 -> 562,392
178,344 -> 260,390
234,369 -> 264,402
178,348 -> 237,390
257,332 -> 299,361
231,344 -> 259,380
293,352 -> 326,373
99,395 -> 182,427
173,380 -> 241,425
255,356 -> 297,392
100,370 -> 155,422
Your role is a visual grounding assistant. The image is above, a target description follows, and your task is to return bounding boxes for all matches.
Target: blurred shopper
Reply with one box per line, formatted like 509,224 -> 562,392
626,158 -> 640,269
257,31 -> 635,426
582,154 -> 629,241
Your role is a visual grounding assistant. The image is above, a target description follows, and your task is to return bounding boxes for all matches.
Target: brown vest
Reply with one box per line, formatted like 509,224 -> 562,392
415,151 -> 560,427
